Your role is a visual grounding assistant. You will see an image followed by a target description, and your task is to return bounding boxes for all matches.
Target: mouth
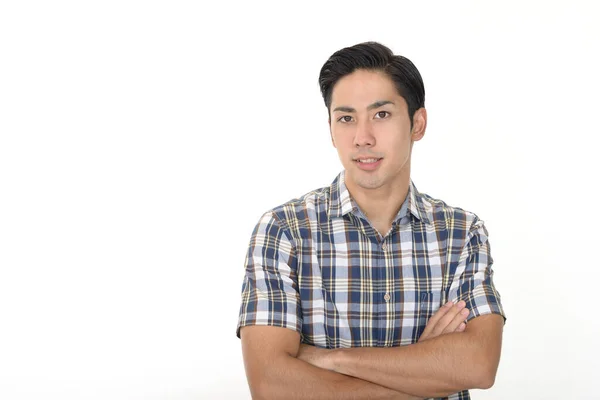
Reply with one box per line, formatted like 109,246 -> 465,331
353,157 -> 383,171
355,158 -> 382,164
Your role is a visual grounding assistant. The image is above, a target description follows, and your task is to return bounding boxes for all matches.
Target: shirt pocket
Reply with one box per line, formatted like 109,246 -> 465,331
416,291 -> 444,339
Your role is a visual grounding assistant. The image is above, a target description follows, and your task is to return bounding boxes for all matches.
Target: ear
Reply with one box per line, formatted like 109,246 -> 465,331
411,107 -> 427,142
329,119 -> 337,148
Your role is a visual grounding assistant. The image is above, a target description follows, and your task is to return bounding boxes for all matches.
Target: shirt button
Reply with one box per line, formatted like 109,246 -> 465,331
381,244 -> 387,251
384,293 -> 391,302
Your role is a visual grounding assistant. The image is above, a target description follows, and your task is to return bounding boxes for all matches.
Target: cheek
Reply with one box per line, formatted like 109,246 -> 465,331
331,129 -> 353,147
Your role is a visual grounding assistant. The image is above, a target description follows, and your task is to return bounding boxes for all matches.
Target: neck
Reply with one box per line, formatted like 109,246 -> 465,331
345,168 -> 411,233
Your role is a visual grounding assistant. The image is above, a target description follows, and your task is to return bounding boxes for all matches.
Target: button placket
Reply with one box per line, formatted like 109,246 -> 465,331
382,242 -> 390,303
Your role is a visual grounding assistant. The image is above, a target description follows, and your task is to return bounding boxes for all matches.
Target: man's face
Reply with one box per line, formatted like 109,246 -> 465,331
329,69 -> 425,192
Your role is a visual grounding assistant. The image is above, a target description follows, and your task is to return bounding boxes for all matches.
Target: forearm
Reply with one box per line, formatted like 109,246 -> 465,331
253,353 -> 420,400
330,332 -> 492,398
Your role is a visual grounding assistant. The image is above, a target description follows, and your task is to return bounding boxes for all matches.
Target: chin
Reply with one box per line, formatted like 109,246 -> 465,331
353,175 -> 384,190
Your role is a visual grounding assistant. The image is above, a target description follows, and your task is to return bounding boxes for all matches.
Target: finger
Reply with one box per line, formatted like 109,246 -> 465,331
457,322 -> 466,332
420,301 -> 453,341
432,300 -> 466,336
421,301 -> 453,339
442,306 -> 470,334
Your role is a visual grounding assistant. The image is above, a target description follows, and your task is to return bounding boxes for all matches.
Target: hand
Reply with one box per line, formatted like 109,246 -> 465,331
296,343 -> 333,370
418,300 -> 470,342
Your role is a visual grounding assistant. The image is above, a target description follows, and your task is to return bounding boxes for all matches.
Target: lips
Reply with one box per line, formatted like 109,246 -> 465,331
354,157 -> 383,171
356,158 -> 381,163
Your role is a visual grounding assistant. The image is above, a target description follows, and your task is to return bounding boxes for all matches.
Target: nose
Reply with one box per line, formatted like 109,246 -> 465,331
353,119 -> 375,148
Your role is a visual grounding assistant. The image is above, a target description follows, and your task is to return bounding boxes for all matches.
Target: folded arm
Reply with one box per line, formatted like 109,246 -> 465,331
241,325 -> 420,400
299,313 -> 504,398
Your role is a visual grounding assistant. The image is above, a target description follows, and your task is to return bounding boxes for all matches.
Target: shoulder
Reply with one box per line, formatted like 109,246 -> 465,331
269,185 -> 331,228
253,184 -> 332,238
416,188 -> 485,236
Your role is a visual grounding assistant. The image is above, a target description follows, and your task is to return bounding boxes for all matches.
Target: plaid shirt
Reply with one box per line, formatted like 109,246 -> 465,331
237,171 -> 505,400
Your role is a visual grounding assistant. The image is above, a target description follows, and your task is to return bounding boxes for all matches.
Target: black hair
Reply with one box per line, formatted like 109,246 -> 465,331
318,41 -> 425,127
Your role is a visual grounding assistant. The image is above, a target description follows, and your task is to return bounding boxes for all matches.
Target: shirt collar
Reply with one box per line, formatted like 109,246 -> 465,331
328,171 -> 431,225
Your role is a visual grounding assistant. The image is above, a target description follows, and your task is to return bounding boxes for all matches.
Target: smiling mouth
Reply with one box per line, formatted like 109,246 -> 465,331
355,158 -> 382,164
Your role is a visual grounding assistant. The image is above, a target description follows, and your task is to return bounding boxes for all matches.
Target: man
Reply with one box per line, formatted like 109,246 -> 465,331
237,42 -> 506,400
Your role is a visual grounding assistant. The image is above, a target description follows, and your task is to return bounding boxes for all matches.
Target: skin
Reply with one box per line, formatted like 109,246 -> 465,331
328,69 -> 427,235
241,68 -> 503,399
296,313 -> 504,398
241,301 -> 469,400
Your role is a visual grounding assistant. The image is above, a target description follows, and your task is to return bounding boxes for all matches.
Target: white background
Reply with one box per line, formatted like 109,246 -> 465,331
1,1 -> 599,399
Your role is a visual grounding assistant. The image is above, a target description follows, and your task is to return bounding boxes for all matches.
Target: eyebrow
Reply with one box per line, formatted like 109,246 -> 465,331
332,100 -> 395,113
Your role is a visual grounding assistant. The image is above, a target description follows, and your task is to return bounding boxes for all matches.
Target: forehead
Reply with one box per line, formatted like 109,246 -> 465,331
331,69 -> 401,107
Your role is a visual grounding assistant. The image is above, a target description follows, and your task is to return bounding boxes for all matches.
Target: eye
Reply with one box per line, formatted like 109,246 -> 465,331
374,111 -> 390,119
337,115 -> 354,123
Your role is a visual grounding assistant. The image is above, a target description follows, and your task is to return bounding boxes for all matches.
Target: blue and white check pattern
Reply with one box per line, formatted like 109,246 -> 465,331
237,172 -> 505,400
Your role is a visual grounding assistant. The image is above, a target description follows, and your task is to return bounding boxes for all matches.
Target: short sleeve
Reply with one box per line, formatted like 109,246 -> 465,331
448,219 -> 506,323
236,212 -> 302,338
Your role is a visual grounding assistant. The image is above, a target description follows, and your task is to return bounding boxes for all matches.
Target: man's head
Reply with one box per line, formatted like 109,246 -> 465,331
318,42 -> 427,192
319,42 -> 425,129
